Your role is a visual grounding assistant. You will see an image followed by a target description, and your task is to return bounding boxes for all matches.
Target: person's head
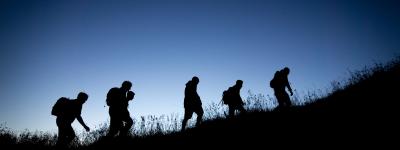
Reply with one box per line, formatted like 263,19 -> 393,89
77,92 -> 88,104
192,76 -> 199,84
282,67 -> 290,75
121,81 -> 132,92
127,91 -> 135,101
236,80 -> 243,88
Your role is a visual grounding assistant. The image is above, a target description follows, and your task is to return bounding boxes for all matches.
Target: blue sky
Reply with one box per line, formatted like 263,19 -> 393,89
0,0 -> 399,132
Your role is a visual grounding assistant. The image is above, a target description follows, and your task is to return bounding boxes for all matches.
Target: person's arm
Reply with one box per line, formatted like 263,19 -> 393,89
77,116 -> 90,132
237,88 -> 244,104
285,78 -> 293,96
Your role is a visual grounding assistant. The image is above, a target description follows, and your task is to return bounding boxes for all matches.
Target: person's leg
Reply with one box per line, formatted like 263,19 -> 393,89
283,92 -> 292,107
120,114 -> 133,136
275,91 -> 285,110
181,109 -> 193,131
125,117 -> 133,135
228,105 -> 235,117
64,124 -> 75,145
238,105 -> 246,114
56,125 -> 65,146
195,106 -> 203,127
108,110 -> 122,137
56,118 -> 67,147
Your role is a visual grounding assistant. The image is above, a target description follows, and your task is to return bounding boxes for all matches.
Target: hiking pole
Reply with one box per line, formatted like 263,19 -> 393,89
219,99 -> 223,106
288,82 -> 294,96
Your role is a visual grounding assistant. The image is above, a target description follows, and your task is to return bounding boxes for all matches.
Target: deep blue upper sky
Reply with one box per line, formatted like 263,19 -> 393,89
0,0 -> 399,132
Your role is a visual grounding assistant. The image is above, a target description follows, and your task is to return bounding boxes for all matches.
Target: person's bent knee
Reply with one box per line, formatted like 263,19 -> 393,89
126,119 -> 133,128
198,112 -> 204,118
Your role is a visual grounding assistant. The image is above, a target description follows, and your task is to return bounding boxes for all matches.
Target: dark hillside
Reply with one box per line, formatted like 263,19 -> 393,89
89,58 -> 400,149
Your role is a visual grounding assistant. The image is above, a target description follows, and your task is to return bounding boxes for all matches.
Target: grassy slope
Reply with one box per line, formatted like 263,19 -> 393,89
88,60 -> 400,149
4,59 -> 399,149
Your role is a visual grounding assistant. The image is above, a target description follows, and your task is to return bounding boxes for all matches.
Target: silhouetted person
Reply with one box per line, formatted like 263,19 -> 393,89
106,81 -> 133,137
270,67 -> 293,110
181,76 -> 203,131
119,91 -> 135,136
223,80 -> 246,117
51,92 -> 90,147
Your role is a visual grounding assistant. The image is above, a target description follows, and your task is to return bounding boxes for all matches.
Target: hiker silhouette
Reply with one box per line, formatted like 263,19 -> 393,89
181,76 -> 203,131
51,92 -> 90,147
270,67 -> 293,110
106,81 -> 134,137
222,80 -> 246,117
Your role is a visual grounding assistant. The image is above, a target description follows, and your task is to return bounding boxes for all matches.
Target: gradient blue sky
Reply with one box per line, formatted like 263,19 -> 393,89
0,0 -> 399,132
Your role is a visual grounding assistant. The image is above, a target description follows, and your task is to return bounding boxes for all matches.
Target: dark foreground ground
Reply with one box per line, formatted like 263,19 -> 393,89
89,60 -> 400,149
5,59 -> 400,149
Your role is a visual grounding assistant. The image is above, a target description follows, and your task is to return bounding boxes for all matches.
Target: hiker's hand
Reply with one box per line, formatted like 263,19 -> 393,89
84,126 -> 90,132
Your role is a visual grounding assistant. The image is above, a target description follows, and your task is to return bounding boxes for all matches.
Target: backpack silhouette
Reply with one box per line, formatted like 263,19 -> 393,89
222,87 -> 234,104
51,97 -> 70,116
106,87 -> 120,106
270,71 -> 280,88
